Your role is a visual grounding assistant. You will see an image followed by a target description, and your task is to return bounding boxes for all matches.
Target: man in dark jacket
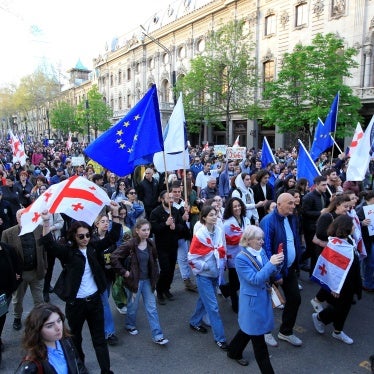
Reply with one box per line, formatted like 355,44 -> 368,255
150,190 -> 188,304
260,193 -> 303,347
137,167 -> 159,219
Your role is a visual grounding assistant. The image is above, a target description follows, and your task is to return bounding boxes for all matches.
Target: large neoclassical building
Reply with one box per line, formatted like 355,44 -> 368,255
61,0 -> 374,149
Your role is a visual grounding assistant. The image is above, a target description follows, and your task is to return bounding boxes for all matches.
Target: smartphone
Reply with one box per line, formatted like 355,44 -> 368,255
277,243 -> 283,254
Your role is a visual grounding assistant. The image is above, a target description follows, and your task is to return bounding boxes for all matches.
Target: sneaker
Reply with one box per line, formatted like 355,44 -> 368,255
264,333 -> 278,347
164,291 -> 175,301
154,337 -> 169,345
107,334 -> 119,345
126,328 -> 139,336
13,318 -> 22,331
310,298 -> 324,313
216,341 -> 229,351
332,331 -> 353,345
189,324 -> 208,334
312,313 -> 325,334
116,306 -> 127,314
277,332 -> 302,346
298,283 -> 303,290
157,294 -> 166,305
276,304 -> 284,309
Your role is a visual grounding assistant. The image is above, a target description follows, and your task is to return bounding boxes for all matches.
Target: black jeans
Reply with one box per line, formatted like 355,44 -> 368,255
156,248 -> 177,295
43,251 -> 56,292
65,293 -> 110,372
228,329 -> 274,374
228,268 -> 240,313
279,266 -> 301,336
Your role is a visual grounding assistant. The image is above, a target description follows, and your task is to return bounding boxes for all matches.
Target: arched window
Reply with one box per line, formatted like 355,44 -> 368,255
265,14 -> 276,36
161,80 -> 170,102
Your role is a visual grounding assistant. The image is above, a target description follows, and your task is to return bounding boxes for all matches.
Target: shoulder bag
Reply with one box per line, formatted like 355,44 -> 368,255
240,251 -> 285,308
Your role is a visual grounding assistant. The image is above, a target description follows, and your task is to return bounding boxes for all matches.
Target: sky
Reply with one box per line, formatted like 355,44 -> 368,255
0,0 -> 174,86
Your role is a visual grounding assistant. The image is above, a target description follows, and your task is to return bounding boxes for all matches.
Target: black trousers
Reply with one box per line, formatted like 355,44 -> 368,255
228,329 -> 274,374
318,288 -> 353,331
228,268 -> 240,313
279,266 -> 301,336
43,251 -> 56,292
65,293 -> 111,372
156,248 -> 177,295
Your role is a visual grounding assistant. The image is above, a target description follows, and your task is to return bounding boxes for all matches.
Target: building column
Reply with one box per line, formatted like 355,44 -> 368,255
247,119 -> 255,149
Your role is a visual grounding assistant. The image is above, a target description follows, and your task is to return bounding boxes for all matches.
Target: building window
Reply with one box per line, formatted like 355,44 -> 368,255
162,53 -> 169,64
197,39 -> 205,53
161,80 -> 170,102
136,63 -> 140,74
127,68 -> 131,81
110,97 -> 114,109
263,60 -> 275,83
295,3 -> 307,27
118,94 -> 122,110
110,74 -> 114,87
178,46 -> 185,58
118,70 -> 122,84
265,14 -> 276,36
148,58 -> 154,69
127,93 -> 131,108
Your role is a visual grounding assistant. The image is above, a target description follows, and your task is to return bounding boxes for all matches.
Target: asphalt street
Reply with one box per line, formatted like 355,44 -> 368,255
2,265 -> 374,374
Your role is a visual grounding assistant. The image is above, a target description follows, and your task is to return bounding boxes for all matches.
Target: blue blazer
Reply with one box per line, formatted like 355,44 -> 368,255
235,247 -> 278,335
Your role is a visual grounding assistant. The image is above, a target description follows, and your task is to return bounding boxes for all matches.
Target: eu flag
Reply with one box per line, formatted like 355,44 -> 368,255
310,118 -> 334,161
261,136 -> 276,168
297,139 -> 320,188
324,92 -> 339,133
85,85 -> 164,176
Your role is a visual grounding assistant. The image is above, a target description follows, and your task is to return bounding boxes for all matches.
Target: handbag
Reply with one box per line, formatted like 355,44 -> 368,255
240,251 -> 285,308
0,293 -> 8,317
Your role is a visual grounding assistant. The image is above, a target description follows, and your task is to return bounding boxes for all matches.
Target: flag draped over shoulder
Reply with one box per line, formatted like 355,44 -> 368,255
310,118 -> 334,161
9,129 -> 27,166
311,236 -> 354,294
261,136 -> 276,168
20,176 -> 110,235
296,139 -> 320,187
348,123 -> 364,157
153,93 -> 188,172
346,115 -> 374,182
85,84 -> 164,176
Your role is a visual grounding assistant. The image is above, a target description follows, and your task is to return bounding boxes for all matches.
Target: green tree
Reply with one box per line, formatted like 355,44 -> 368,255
75,85 -> 112,140
263,33 -> 362,144
50,101 -> 78,135
176,19 -> 258,144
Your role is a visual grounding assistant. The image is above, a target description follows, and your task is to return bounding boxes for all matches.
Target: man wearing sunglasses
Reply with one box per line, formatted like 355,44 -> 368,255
39,202 -> 121,374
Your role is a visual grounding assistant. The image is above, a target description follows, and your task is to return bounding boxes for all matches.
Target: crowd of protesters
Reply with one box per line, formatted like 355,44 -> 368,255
0,138 -> 373,373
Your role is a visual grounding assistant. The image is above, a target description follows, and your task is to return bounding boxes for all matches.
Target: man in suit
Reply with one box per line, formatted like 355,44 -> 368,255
1,209 -> 46,331
252,169 -> 274,221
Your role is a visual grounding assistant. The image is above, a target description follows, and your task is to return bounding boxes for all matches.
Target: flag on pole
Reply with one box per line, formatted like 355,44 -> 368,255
66,132 -> 72,150
311,236 -> 354,294
19,175 -> 111,235
261,136 -> 276,168
153,93 -> 188,172
203,142 -> 209,152
324,92 -> 340,133
348,123 -> 364,157
9,129 -> 27,166
297,139 -> 321,188
233,136 -> 240,147
85,85 -> 163,176
310,118 -> 334,161
346,116 -> 374,181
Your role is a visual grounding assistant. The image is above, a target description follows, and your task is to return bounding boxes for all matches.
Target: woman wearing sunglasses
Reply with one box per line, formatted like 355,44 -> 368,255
39,202 -> 121,374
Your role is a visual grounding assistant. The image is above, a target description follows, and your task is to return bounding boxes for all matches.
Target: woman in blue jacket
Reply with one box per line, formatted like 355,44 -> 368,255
227,225 -> 283,372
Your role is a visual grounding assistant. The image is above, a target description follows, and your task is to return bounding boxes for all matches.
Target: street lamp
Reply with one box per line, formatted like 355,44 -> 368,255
140,25 -> 176,104
46,109 -> 51,140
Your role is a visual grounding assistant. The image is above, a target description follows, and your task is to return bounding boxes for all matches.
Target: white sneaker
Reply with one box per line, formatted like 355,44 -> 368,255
312,313 -> 325,334
264,333 -> 278,347
278,332 -> 302,346
154,337 -> 169,345
310,298 -> 324,313
116,306 -> 127,314
298,283 -> 303,290
126,328 -> 138,336
332,331 -> 353,345
276,304 -> 284,309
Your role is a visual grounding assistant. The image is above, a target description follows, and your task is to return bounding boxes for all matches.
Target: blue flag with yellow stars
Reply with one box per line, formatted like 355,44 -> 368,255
85,84 -> 164,176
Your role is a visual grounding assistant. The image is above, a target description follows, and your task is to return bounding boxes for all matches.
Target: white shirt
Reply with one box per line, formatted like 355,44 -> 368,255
195,169 -> 220,190
76,248 -> 98,298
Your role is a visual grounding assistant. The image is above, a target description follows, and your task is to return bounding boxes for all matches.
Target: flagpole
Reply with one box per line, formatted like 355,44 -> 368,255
330,135 -> 343,154
329,91 -> 340,166
162,151 -> 172,216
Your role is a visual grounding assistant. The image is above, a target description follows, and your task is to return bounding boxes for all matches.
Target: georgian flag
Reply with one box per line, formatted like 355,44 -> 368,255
348,123 -> 364,157
311,236 -> 354,294
9,129 -> 27,166
19,175 -> 110,235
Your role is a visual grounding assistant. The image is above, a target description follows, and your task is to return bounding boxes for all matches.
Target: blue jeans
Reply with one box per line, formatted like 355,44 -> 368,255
101,286 -> 115,338
190,275 -> 226,343
362,244 -> 374,289
177,239 -> 191,280
125,279 -> 164,341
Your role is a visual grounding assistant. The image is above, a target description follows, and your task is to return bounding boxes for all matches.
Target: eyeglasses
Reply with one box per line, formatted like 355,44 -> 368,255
77,233 -> 90,240
119,183 -> 125,186
128,191 -> 136,194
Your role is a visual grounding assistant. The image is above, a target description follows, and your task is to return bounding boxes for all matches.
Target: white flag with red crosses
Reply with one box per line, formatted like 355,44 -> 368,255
348,123 -> 364,157
311,236 -> 354,294
9,129 -> 27,166
19,175 -> 110,235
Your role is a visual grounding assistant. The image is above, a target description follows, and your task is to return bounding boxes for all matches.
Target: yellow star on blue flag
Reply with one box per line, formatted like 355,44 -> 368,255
85,84 -> 164,176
